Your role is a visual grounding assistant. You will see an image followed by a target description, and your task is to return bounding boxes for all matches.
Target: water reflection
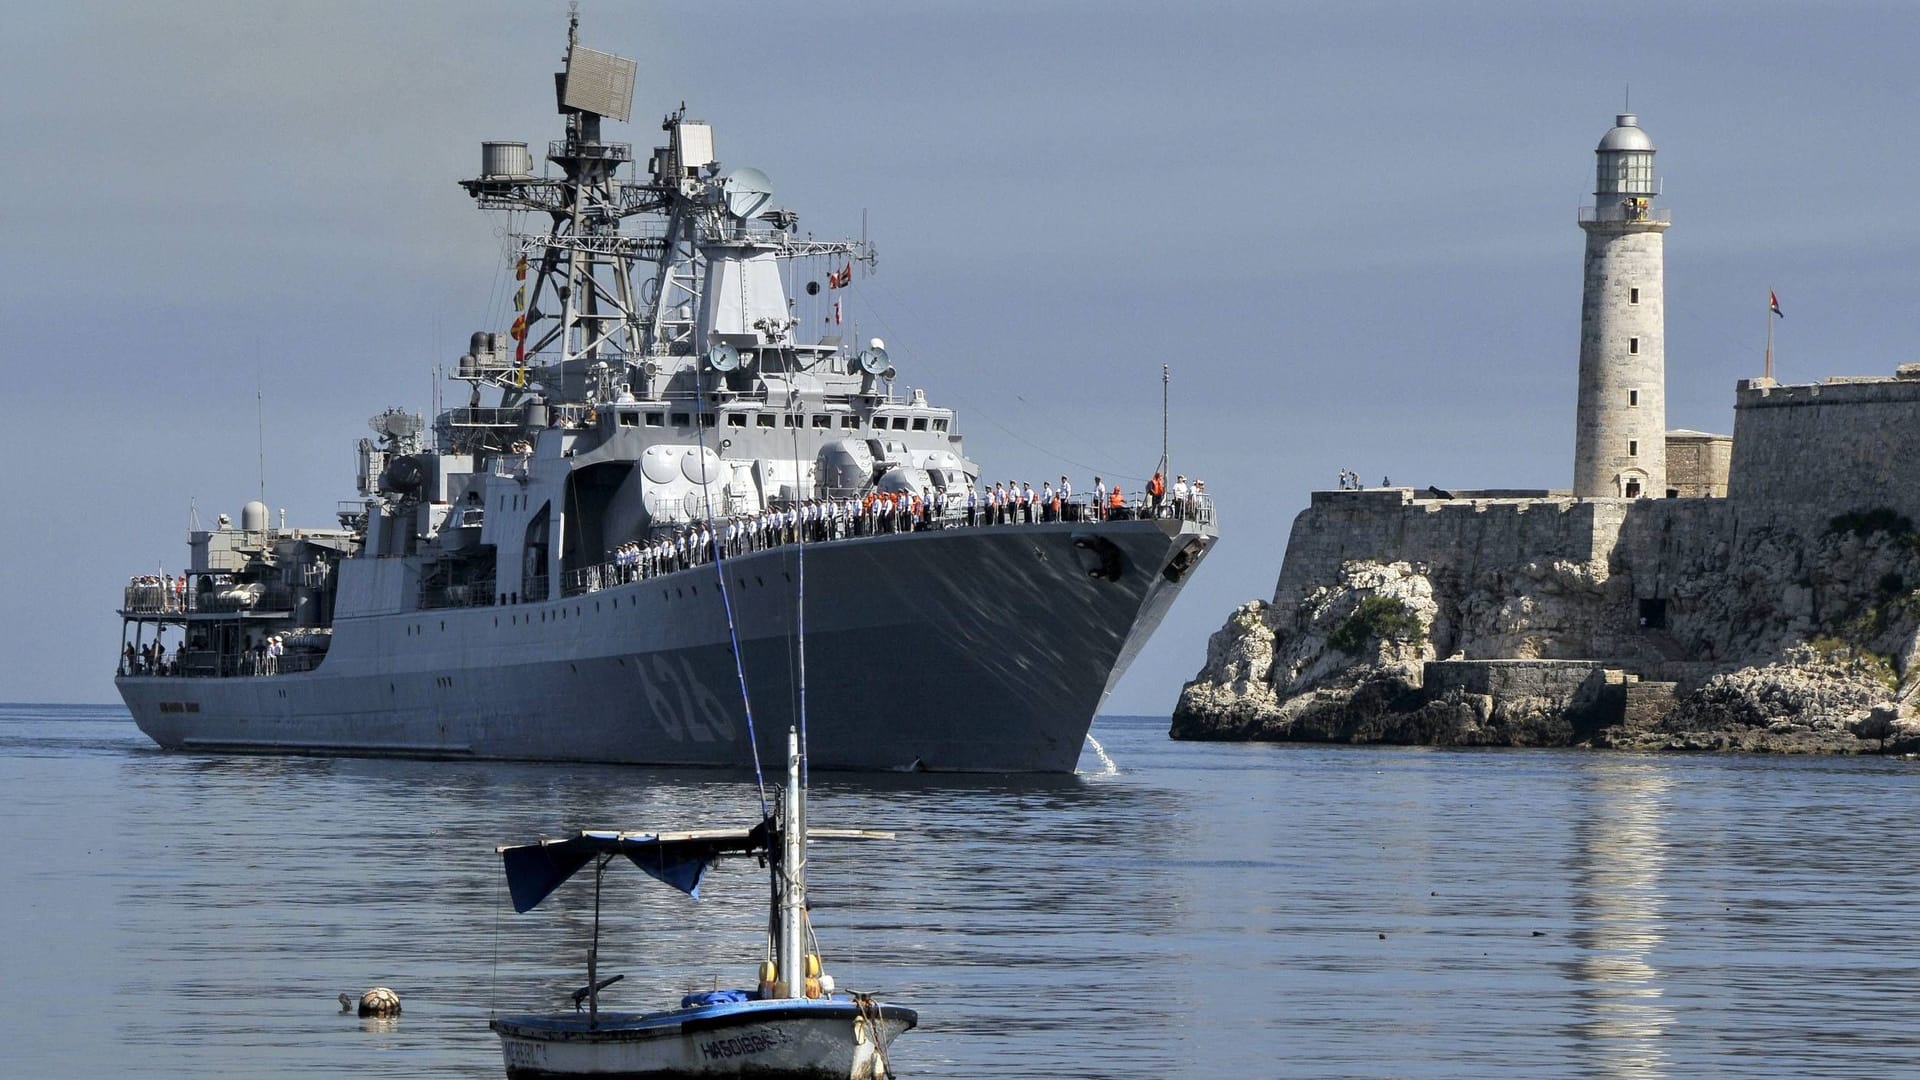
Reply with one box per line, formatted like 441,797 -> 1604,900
1568,762 -> 1675,1079
13,710 -> 1920,1078
99,728 -> 1184,1077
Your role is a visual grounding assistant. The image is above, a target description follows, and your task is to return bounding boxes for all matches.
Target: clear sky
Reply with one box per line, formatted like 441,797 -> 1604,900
5,1 -> 1917,710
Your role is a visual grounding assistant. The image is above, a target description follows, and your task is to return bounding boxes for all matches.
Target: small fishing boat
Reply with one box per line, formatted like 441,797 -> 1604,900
490,730 -> 916,1079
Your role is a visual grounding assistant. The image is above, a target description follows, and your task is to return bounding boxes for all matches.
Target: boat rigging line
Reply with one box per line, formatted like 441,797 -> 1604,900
693,362 -> 770,816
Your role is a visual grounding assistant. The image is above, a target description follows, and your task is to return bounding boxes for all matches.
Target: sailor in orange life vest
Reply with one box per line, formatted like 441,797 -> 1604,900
1147,471 -> 1166,514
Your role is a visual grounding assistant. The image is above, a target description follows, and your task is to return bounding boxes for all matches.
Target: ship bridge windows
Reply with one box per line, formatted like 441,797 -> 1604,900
892,416 -> 909,430
757,414 -> 775,429
726,413 -> 747,428
645,412 -> 664,427
812,414 -> 831,429
840,415 -> 859,430
932,418 -> 948,432
671,412 -> 691,427
911,417 -> 928,431
700,413 -> 715,428
618,411 -> 639,427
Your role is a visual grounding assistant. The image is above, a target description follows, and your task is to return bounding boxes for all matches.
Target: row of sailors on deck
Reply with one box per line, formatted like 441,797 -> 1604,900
594,474 -> 1210,585
125,573 -> 188,612
120,635 -> 289,676
122,639 -> 176,676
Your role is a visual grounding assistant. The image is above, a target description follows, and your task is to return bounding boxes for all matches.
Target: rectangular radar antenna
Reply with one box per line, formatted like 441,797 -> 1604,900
562,45 -> 636,122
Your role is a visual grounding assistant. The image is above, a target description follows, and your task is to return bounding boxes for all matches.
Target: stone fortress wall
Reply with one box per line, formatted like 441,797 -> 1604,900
1664,430 -> 1732,498
1176,364 -> 1920,751
1274,366 -> 1920,669
1727,367 -> 1920,523
1271,491 -> 1619,613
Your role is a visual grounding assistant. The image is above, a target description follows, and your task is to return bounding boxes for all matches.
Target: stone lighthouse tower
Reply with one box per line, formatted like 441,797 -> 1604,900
1573,113 -> 1669,499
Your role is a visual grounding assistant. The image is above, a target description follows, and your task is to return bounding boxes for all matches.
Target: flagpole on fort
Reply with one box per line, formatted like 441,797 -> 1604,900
1764,301 -> 1774,381
1764,288 -> 1782,381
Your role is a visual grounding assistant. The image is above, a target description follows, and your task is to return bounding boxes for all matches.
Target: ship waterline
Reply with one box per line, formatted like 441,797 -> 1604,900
122,517 -> 1208,773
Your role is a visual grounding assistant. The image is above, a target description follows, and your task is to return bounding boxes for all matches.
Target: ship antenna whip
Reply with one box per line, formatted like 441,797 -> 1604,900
693,363 -> 769,815
1160,364 -> 1170,483
257,373 -> 267,508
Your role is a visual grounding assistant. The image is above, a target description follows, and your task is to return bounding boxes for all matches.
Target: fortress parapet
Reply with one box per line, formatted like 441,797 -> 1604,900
1727,367 -> 1920,521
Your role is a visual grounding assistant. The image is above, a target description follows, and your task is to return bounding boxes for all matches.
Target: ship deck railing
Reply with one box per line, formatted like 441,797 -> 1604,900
559,491 -> 1215,598
118,651 -> 325,679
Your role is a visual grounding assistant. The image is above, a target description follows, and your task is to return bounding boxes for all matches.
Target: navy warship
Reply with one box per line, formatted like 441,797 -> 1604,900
114,20 -> 1217,773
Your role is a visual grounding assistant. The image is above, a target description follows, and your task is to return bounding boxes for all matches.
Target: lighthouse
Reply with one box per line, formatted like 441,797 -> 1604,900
1573,113 -> 1669,499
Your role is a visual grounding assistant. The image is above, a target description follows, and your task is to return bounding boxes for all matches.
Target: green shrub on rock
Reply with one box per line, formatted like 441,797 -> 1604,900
1328,595 -> 1426,655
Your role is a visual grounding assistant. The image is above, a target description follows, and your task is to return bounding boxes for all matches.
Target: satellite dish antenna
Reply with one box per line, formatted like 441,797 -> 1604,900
705,342 -> 742,372
722,167 -> 775,220
858,346 -> 891,376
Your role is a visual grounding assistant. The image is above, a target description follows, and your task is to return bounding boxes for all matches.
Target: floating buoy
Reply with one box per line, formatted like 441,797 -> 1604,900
357,987 -> 402,1017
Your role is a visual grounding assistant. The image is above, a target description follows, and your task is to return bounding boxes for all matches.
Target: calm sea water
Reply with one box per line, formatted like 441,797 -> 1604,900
4,703 -> 1917,1078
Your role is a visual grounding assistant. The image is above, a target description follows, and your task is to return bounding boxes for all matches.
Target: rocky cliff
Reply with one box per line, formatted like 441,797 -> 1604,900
1174,499 -> 1920,754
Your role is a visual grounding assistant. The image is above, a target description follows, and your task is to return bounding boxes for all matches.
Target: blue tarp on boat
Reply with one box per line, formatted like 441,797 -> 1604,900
681,989 -> 756,1008
498,823 -> 772,912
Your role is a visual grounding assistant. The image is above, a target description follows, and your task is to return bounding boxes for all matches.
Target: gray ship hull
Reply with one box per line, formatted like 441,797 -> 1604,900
119,518 -> 1211,773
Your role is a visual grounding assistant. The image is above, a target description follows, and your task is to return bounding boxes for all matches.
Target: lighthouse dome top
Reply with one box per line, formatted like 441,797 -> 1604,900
1597,114 -> 1655,153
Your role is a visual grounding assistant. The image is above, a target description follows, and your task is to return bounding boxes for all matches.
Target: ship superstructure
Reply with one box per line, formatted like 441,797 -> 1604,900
114,19 -> 1217,773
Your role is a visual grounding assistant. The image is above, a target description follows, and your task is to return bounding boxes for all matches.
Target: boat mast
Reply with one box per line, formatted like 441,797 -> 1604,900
588,853 -> 608,1026
779,727 -> 805,999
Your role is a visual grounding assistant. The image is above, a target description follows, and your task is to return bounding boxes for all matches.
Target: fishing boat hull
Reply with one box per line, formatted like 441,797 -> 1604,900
492,999 -> 918,1079
119,516 -> 1212,772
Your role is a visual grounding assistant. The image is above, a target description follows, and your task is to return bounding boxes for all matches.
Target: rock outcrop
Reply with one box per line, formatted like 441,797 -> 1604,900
1175,497 -> 1920,755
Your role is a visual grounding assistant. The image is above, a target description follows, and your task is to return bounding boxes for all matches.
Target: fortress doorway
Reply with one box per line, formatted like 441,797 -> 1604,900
1637,598 -> 1667,629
